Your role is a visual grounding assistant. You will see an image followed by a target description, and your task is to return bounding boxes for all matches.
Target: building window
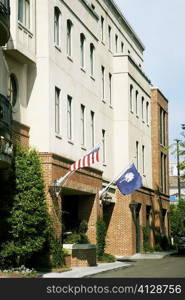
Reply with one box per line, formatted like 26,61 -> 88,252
102,129 -> 106,164
80,33 -> 85,69
81,104 -> 85,146
160,107 -> 166,146
18,0 -> 30,29
141,96 -> 144,120
130,85 -> 133,112
121,42 -> 124,53
101,66 -> 105,100
135,90 -> 138,116
160,153 -> 167,193
55,87 -> 60,134
136,141 -> 139,169
67,19 -> 73,57
142,145 -> 145,174
90,43 -> 95,77
7,74 -> 18,107
115,34 -> 118,52
109,73 -> 112,106
67,95 -> 72,140
90,111 -> 95,148
54,7 -> 61,46
108,25 -> 112,50
146,101 -> 149,124
101,16 -> 104,42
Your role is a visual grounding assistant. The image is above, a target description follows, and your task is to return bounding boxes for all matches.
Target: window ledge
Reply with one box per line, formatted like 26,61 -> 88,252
68,140 -> 74,145
81,146 -> 87,151
55,44 -> 61,52
101,41 -> 105,46
67,55 -> 73,62
18,21 -> 33,37
142,120 -> 145,124
103,163 -> 107,167
90,75 -> 95,81
109,105 -> 113,109
55,134 -> 62,140
136,115 -> 139,119
143,174 -> 146,177
130,110 -> 134,114
80,67 -> 86,73
102,99 -> 106,104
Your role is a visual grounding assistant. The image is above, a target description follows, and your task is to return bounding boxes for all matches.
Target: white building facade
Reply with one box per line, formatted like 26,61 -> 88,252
0,0 -> 169,256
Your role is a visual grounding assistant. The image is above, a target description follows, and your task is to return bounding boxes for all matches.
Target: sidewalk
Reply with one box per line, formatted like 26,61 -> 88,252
42,250 -> 176,278
43,261 -> 131,278
116,250 -> 176,261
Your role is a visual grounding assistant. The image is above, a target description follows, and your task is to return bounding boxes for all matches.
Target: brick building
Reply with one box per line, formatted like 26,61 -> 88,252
0,0 -> 170,256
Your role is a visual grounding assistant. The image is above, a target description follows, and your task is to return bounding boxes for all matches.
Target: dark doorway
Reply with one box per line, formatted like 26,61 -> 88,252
61,191 -> 95,241
62,195 -> 80,233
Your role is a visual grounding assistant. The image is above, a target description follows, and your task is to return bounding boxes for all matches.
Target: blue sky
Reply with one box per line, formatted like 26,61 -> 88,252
114,0 -> 185,151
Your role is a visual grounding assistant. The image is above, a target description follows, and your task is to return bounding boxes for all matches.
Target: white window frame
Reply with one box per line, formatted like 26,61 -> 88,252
67,19 -> 73,57
54,7 -> 61,47
18,0 -> 31,29
55,87 -> 61,135
67,95 -> 72,140
81,104 -> 85,146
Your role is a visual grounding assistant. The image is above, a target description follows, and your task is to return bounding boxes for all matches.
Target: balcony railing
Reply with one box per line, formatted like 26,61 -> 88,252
0,93 -> 12,139
0,93 -> 12,168
0,0 -> 10,45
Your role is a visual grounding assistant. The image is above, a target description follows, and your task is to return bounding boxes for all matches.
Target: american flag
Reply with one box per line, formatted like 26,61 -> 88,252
69,146 -> 100,172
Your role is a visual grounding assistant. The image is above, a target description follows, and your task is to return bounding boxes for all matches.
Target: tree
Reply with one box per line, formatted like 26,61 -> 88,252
170,199 -> 185,240
0,144 -> 51,267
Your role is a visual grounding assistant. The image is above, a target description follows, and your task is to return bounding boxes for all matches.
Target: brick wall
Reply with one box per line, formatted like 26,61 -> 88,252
12,120 -> 30,148
39,152 -> 102,241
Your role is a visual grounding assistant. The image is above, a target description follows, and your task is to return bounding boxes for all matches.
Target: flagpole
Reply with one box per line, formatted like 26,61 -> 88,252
52,143 -> 101,194
99,159 -> 135,199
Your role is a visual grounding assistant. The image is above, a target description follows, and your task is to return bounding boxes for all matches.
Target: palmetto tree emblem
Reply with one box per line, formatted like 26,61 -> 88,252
120,172 -> 135,183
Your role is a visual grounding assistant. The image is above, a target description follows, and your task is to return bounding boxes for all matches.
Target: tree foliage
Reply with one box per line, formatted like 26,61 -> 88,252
0,144 -> 51,267
170,199 -> 185,240
96,217 -> 106,259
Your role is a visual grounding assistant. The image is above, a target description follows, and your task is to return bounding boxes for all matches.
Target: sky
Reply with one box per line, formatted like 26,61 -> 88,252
114,0 -> 185,154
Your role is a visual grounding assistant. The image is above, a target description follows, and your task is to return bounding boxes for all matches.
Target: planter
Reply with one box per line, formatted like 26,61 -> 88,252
63,244 -> 96,267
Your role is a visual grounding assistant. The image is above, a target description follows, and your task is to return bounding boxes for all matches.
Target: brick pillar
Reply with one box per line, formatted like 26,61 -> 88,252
104,191 -> 133,256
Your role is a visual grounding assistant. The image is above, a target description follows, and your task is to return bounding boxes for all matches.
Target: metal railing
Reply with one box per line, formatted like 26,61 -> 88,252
0,135 -> 13,157
0,0 -> 10,15
0,94 -> 12,137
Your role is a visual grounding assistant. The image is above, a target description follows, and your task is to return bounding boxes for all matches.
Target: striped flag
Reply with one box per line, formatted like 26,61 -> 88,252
69,146 -> 100,172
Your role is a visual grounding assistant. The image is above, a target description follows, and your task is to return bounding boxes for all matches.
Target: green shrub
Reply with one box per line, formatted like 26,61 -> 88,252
50,236 -> 65,268
79,220 -> 88,234
63,233 -> 89,244
98,253 -> 116,263
96,217 -> 106,259
142,226 -> 150,253
0,145 -> 51,268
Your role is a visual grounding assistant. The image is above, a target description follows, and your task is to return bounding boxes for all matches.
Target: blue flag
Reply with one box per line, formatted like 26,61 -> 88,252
115,163 -> 142,195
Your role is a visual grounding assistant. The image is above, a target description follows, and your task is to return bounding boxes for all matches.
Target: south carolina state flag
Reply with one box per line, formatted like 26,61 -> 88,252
115,163 -> 142,195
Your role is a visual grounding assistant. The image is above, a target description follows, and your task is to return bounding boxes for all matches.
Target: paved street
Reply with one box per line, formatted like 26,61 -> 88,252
91,254 -> 185,278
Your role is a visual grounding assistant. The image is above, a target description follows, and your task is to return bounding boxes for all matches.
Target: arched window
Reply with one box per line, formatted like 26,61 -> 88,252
135,90 -> 138,116
130,85 -> 133,112
67,19 -> 73,57
54,7 -> 61,46
141,96 -> 144,120
146,101 -> 149,124
8,74 -> 18,107
80,33 -> 85,69
90,43 -> 95,77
